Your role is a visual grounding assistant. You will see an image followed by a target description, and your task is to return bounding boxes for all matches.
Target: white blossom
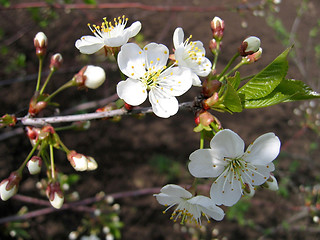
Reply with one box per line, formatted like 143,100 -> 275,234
154,184 -> 224,225
75,16 -> 141,54
173,27 -> 212,86
116,42 -> 193,118
188,129 -> 281,206
83,65 -> 106,89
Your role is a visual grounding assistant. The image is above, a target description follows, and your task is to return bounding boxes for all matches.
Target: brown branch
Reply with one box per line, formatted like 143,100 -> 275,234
0,187 -> 161,224
1,1 -> 263,12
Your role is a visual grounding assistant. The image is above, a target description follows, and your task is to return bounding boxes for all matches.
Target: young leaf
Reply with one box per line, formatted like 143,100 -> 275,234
238,47 -> 291,100
222,81 -> 243,112
244,79 -> 320,108
228,71 -> 241,90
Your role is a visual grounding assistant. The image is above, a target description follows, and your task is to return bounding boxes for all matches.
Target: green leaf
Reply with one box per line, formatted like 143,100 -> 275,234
227,71 -> 241,90
244,79 -> 320,108
223,81 -> 243,112
238,47 -> 291,100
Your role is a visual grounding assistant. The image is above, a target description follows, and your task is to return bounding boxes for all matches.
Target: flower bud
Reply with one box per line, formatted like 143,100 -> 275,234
28,99 -> 48,116
202,79 -> 222,98
34,32 -> 48,57
198,111 -> 215,127
67,150 -> 88,171
26,126 -> 41,146
87,156 -> 98,171
203,92 -> 219,109
211,17 -> 225,41
50,53 -> 63,71
46,182 -> 64,209
74,65 -> 106,89
27,156 -> 42,175
262,175 -> 278,191
238,36 -> 261,56
0,172 -> 22,201
209,39 -> 218,53
242,47 -> 262,64
0,114 -> 17,128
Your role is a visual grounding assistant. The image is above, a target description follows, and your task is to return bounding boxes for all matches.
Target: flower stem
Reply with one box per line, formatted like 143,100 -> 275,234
36,57 -> 44,92
17,140 -> 41,174
43,78 -> 75,103
49,144 -> 55,180
217,52 -> 239,81
200,131 -> 205,149
40,69 -> 55,95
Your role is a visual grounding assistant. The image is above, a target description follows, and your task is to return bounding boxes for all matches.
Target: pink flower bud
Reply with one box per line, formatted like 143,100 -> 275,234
238,36 -> 261,56
203,92 -> 219,109
74,65 -> 106,89
209,39 -> 218,53
34,32 -> 48,57
0,172 -> 22,201
211,17 -> 225,41
46,182 -> 64,209
67,150 -> 88,171
50,53 -> 63,71
202,79 -> 222,98
0,114 -> 17,128
27,156 -> 42,175
198,111 -> 215,127
26,126 -> 41,146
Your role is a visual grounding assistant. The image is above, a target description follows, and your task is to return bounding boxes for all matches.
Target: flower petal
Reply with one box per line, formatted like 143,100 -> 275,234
191,72 -> 202,87
188,196 -> 225,221
210,172 -> 243,206
159,184 -> 192,198
244,163 -> 275,186
244,133 -> 281,165
149,91 -> 179,118
125,21 -> 142,38
117,43 -> 146,78
210,129 -> 245,159
154,192 -> 181,206
75,36 -> 105,54
158,67 -> 193,97
194,56 -> 212,77
173,27 -> 184,49
116,78 -> 147,106
188,149 -> 225,178
144,43 -> 169,71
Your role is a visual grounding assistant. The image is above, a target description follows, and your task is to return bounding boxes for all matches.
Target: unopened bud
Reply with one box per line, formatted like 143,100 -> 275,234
27,156 -> 42,175
46,182 -> 64,209
28,99 -> 47,116
34,32 -> 48,57
239,36 -> 261,56
87,156 -> 98,171
202,79 -> 222,98
0,172 -> 22,201
242,47 -> 262,64
209,39 -> 218,53
50,53 -> 63,71
211,17 -> 225,41
38,125 -> 55,140
26,126 -> 41,146
74,65 -> 106,89
67,150 -> 88,171
72,121 -> 91,131
203,92 -> 219,109
124,103 -> 133,111
0,114 -> 17,128
262,175 -> 279,191
198,111 -> 215,127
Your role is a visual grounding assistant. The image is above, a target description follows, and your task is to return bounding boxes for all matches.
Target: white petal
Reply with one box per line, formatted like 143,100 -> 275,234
189,196 -> 225,221
116,78 -> 147,106
191,72 -> 202,87
144,43 -> 169,71
50,192 -> 64,209
149,91 -> 179,118
188,149 -> 225,178
244,133 -> 281,165
159,184 -> 192,198
210,129 -> 245,159
0,180 -> 17,201
75,36 -> 105,54
154,192 -> 181,206
210,173 -> 243,206
194,56 -> 212,77
117,43 -> 146,78
173,27 -> 184,49
246,163 -> 275,186
157,67 -> 193,97
126,21 -> 142,38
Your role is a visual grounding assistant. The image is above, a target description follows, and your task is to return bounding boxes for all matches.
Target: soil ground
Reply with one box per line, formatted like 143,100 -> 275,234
0,0 -> 320,240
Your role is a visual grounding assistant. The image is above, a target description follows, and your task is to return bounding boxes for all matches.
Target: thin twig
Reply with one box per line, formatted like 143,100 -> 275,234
0,187 -> 161,224
18,101 -> 194,127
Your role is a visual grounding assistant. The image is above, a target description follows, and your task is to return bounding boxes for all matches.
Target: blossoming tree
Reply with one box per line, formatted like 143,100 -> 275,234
0,10 -> 320,238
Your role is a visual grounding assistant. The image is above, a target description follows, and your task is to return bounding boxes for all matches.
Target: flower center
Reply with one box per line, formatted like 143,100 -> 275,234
141,63 -> 167,91
183,36 -> 205,65
87,15 -> 128,38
